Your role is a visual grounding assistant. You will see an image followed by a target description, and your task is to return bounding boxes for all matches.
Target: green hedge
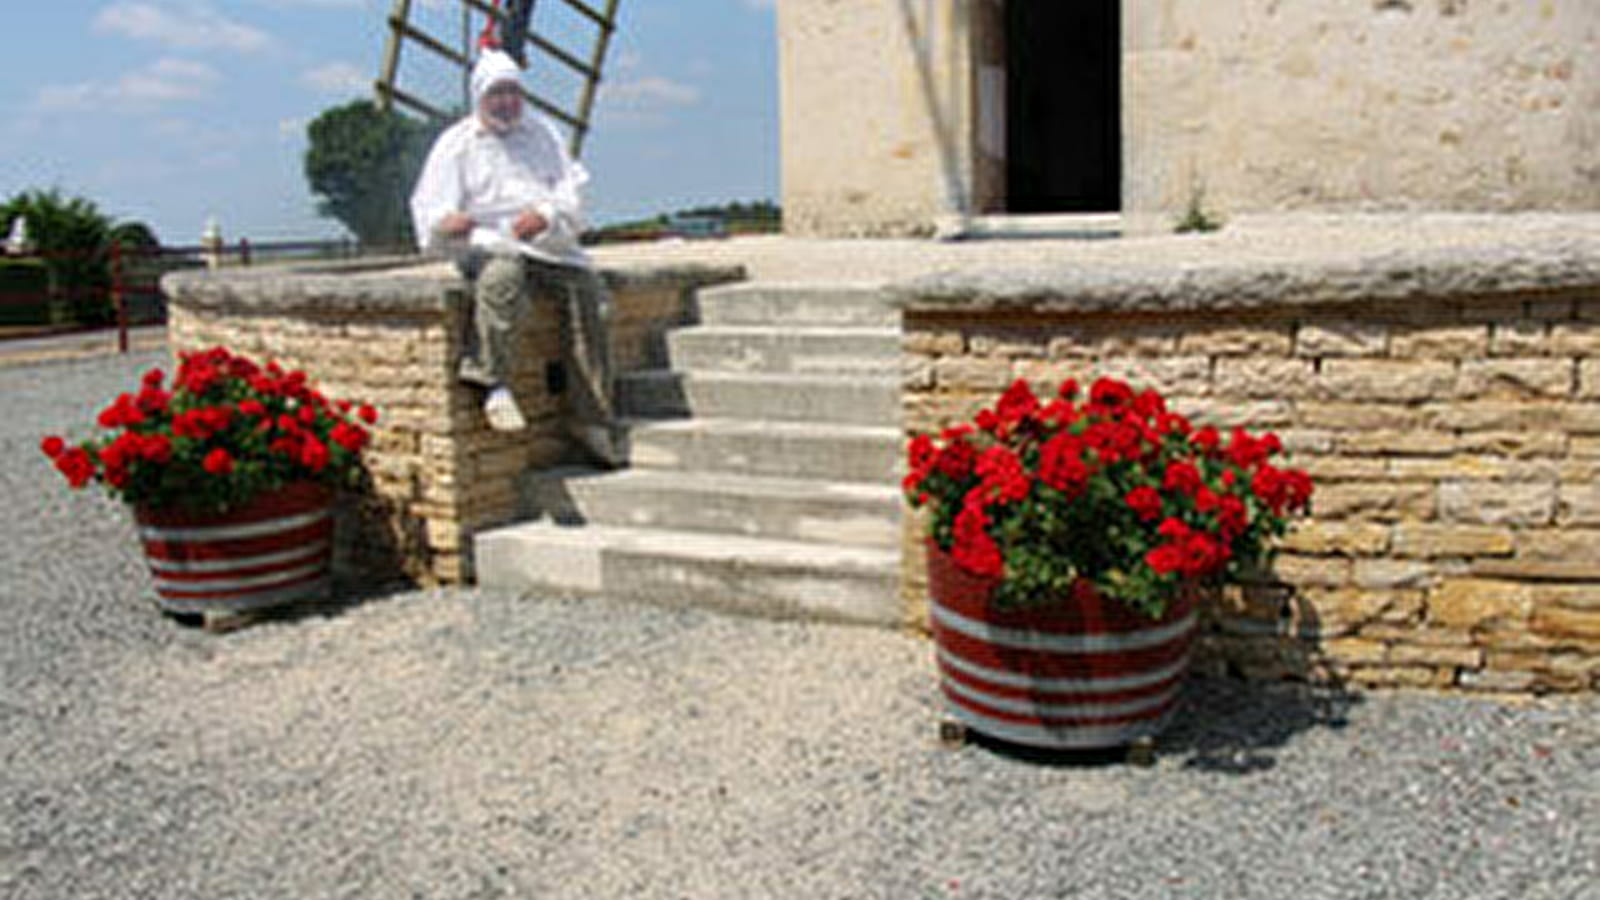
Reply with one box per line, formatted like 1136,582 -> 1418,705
0,258 -> 52,326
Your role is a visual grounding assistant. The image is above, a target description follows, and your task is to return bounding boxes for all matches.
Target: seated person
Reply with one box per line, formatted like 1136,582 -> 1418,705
409,49 -> 625,467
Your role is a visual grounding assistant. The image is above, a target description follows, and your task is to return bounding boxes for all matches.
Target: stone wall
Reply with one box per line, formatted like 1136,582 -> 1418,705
777,0 -> 981,237
164,257 -> 743,586
897,226 -> 1600,693
777,1 -> 1600,236
1126,0 -> 1600,225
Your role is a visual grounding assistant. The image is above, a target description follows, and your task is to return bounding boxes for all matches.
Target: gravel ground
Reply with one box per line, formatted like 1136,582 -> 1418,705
2,349 -> 1598,900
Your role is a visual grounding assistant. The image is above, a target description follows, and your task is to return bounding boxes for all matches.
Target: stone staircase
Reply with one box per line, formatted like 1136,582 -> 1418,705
474,281 -> 905,626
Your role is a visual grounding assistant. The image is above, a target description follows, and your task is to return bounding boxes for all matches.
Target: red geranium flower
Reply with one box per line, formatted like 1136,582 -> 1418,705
202,448 -> 234,475
995,379 -> 1040,427
1039,432 -> 1091,494
1125,486 -> 1163,521
1145,543 -> 1183,576
1089,377 -> 1134,408
935,438 -> 976,481
1162,461 -> 1202,496
299,436 -> 330,473
952,504 -> 1003,578
55,447 -> 96,488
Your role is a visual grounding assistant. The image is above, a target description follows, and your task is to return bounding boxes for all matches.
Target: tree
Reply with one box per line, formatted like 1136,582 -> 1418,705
0,189 -> 159,325
109,221 -> 161,251
304,100 -> 439,248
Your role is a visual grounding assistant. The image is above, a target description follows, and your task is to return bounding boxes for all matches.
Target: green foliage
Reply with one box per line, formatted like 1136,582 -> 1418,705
0,258 -> 51,326
1174,182 -> 1223,234
0,189 -> 159,326
304,100 -> 441,248
677,199 -> 781,231
109,220 -> 161,250
584,199 -> 782,244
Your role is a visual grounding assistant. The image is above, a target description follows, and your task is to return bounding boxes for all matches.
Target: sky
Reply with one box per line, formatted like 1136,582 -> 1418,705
0,0 -> 780,244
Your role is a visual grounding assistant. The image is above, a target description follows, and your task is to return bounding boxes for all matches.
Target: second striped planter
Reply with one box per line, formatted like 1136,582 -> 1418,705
926,541 -> 1199,750
134,481 -> 335,619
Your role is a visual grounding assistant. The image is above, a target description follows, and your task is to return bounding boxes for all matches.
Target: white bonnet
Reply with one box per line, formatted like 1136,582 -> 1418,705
471,50 -> 522,107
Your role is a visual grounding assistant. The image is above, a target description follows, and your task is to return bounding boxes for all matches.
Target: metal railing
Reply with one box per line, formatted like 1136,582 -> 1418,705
0,238 -> 415,354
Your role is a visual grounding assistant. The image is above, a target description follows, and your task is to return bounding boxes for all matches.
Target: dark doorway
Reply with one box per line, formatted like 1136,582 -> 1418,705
1005,0 -> 1121,213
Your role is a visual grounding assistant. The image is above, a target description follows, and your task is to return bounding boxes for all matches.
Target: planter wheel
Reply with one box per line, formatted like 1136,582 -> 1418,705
938,719 -> 969,749
162,607 -> 261,634
1125,737 -> 1157,767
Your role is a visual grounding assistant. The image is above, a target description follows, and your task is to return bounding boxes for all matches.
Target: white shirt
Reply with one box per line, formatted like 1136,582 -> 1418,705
409,111 -> 590,268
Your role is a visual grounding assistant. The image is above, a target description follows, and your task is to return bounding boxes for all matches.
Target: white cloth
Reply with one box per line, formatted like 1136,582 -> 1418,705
471,50 -> 521,109
410,51 -> 590,267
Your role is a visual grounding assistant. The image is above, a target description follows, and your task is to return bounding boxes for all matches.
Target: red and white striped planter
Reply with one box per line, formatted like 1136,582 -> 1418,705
134,481 -> 335,617
926,541 -> 1199,750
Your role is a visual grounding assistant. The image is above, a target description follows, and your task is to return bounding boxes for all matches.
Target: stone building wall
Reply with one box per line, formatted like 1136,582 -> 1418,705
898,226 -> 1600,693
164,258 -> 742,586
1127,0 -> 1600,225
778,1 -> 1600,236
777,0 -> 980,237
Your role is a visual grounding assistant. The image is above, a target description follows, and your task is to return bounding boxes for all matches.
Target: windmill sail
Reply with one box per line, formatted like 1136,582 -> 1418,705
375,0 -> 620,156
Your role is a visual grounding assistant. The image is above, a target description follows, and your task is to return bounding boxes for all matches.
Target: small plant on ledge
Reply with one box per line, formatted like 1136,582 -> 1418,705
1174,181 -> 1224,234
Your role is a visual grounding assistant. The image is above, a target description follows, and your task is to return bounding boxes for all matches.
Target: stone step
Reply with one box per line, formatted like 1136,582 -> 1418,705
694,282 -> 900,327
618,370 -> 899,426
663,325 -> 900,376
474,520 -> 901,625
521,466 -> 902,548
625,417 -> 903,482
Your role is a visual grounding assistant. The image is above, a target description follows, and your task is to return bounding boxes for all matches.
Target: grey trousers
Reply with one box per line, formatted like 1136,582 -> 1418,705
457,251 -> 616,428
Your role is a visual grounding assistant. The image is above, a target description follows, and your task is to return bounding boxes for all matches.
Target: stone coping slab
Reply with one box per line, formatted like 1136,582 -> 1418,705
891,213 -> 1600,314
162,254 -> 747,315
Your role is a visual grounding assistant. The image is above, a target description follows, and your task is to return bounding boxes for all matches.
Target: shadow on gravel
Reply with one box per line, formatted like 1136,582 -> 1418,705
1159,674 -> 1362,774
159,577 -> 415,633
960,734 -> 1136,769
953,675 -> 1362,773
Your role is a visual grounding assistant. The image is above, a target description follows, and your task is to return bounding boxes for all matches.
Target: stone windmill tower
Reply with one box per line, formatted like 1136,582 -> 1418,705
375,0 -> 621,156
778,1 -> 1600,237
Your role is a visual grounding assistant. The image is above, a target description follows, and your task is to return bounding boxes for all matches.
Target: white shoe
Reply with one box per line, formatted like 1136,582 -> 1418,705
483,386 -> 527,432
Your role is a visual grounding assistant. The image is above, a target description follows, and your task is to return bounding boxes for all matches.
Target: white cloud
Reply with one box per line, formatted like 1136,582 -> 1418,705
301,61 -> 369,96
120,58 -> 220,102
33,84 -> 99,112
33,58 -> 221,111
94,2 -> 271,53
601,75 -> 699,110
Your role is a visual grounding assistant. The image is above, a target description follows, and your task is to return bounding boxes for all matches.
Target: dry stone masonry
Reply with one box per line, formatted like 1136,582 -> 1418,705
162,215 -> 1600,698
897,217 -> 1600,694
163,257 -> 742,586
